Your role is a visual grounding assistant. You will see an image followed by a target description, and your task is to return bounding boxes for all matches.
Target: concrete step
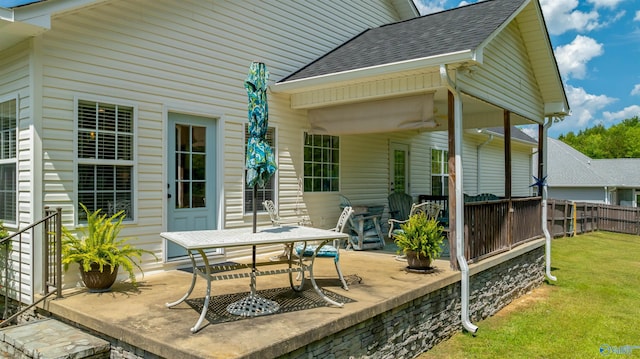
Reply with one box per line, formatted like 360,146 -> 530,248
0,318 -> 110,359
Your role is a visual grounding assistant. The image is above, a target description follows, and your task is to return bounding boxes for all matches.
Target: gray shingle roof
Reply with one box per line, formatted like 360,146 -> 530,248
547,138 -> 608,187
592,159 -> 640,187
547,138 -> 640,188
280,0 -> 527,82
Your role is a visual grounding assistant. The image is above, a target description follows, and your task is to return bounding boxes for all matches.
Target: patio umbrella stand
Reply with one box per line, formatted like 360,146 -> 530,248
227,62 -> 279,317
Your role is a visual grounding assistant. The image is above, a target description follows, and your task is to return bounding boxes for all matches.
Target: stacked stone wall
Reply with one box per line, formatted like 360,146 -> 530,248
282,245 -> 545,359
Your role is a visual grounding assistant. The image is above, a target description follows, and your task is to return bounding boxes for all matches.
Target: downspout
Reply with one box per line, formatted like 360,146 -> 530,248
440,64 -> 478,334
476,130 -> 494,191
541,116 -> 557,282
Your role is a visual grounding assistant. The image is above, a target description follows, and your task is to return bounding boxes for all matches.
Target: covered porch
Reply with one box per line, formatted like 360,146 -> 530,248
38,238 -> 546,359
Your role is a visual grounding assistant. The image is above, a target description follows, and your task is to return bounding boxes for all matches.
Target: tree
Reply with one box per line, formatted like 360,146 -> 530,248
558,116 -> 640,158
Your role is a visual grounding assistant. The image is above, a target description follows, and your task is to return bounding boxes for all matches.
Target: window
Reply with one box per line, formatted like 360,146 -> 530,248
303,133 -> 339,192
0,99 -> 16,222
431,148 -> 448,196
244,125 -> 275,213
77,100 -> 134,220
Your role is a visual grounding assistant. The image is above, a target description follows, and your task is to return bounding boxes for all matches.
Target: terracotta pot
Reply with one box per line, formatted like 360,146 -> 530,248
79,263 -> 119,293
405,250 -> 432,269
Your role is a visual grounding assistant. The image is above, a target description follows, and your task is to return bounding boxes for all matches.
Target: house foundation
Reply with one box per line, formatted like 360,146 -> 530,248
281,244 -> 545,359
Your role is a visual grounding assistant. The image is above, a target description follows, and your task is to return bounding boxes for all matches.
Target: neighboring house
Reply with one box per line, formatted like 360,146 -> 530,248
545,138 -> 640,206
0,0 -> 568,301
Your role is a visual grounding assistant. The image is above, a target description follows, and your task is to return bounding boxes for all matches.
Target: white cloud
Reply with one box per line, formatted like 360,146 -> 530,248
555,35 -> 603,80
602,105 -> 640,122
587,0 -> 624,8
550,85 -> 616,135
632,84 -> 640,96
414,0 -> 448,15
519,126 -> 539,140
635,10 -> 640,21
540,0 -> 602,35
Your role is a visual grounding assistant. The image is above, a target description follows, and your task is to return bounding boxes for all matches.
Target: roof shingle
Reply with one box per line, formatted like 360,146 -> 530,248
280,0 -> 527,82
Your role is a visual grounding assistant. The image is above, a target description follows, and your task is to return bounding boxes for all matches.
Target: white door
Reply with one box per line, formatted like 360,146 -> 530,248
390,143 -> 409,194
167,113 -> 218,260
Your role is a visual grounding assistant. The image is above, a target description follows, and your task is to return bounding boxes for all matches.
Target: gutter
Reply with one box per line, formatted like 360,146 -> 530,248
273,50 -> 477,93
440,64 -> 478,334
541,116 -> 557,282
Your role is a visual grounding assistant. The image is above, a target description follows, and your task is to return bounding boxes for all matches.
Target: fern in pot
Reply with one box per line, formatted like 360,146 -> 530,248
394,212 -> 445,269
62,203 -> 156,292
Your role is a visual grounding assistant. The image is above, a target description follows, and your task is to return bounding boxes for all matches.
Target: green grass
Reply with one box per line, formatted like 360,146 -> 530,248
419,231 -> 640,359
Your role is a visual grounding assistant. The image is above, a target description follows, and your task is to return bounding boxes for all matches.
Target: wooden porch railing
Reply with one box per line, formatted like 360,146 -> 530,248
462,197 -> 543,264
420,195 -> 543,268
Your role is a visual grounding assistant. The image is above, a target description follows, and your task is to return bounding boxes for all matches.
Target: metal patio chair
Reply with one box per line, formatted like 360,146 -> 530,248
294,206 -> 354,290
388,201 -> 442,238
388,201 -> 442,261
263,200 -> 309,261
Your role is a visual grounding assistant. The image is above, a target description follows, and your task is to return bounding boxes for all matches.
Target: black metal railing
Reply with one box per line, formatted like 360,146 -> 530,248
0,207 -> 62,327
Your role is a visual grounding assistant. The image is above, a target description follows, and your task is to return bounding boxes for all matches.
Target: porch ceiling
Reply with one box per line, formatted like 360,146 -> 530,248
301,87 -> 535,136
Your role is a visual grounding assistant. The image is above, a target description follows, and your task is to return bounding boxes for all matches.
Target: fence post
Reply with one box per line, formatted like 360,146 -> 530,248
637,207 -> 640,236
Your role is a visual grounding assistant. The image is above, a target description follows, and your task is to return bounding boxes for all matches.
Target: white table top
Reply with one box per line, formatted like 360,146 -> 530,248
160,225 -> 348,250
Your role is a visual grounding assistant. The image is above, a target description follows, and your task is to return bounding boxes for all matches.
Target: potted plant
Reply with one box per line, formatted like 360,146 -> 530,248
394,212 -> 445,269
62,203 -> 156,292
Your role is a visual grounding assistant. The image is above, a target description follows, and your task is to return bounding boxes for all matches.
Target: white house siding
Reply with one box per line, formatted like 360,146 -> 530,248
0,41 -> 36,302
474,139 -> 534,197
511,142 -> 534,197
548,187 -> 607,204
33,0 -> 405,279
458,21 -> 544,124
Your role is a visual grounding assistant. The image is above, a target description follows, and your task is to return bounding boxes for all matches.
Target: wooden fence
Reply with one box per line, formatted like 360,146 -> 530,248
546,199 -> 640,236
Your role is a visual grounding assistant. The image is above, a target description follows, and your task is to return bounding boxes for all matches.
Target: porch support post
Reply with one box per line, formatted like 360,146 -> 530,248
447,90 -> 458,271
504,110 -> 512,247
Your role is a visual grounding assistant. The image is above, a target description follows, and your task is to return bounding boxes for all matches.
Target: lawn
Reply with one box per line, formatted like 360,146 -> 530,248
419,231 -> 640,359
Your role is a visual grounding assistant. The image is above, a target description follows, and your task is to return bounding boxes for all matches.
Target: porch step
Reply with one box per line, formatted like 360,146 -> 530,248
0,318 -> 110,358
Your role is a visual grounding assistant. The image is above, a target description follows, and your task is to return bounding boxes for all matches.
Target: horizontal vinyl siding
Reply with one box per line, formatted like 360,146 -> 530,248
548,188 -> 606,203
459,21 -> 544,122
39,0 -> 404,273
0,41 -> 34,303
512,143 -> 533,197
478,140 -> 505,196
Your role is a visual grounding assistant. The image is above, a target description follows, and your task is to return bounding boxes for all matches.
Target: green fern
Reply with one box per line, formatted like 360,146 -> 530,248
62,203 -> 157,285
394,212 -> 445,260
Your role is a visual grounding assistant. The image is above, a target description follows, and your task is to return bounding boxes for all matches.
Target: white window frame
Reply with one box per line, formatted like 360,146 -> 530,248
243,124 -> 276,214
74,96 -> 138,224
0,96 -> 17,225
303,132 -> 340,193
431,148 -> 448,196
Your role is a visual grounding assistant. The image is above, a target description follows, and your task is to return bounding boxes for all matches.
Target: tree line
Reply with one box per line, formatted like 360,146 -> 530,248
557,116 -> 640,159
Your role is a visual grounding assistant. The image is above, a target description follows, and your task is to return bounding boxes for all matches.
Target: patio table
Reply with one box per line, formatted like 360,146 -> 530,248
160,225 -> 348,333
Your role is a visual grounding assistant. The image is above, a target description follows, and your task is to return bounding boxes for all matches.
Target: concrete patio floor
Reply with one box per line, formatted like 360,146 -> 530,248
38,249 -> 459,359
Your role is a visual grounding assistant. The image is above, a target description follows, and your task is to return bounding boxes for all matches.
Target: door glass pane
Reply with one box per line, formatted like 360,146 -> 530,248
192,126 -> 206,153
393,149 -> 406,193
174,124 -> 206,209
192,182 -> 206,208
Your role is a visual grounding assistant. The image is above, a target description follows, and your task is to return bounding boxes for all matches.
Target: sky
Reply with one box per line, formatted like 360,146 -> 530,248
413,0 -> 640,138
